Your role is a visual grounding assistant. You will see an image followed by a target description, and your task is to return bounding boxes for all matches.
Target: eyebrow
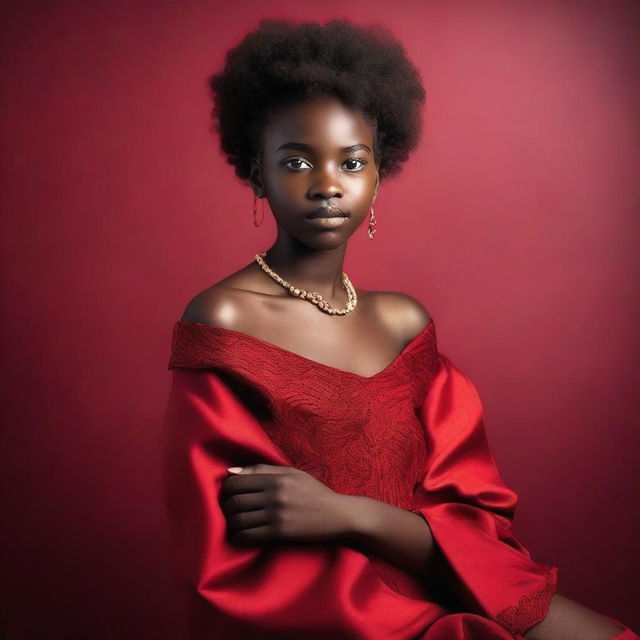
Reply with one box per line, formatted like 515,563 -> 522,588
276,142 -> 372,154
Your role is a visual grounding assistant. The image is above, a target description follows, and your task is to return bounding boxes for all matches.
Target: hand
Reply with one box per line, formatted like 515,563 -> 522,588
219,464 -> 350,546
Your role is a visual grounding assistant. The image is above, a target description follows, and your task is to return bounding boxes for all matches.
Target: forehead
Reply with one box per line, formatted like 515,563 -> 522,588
263,96 -> 375,149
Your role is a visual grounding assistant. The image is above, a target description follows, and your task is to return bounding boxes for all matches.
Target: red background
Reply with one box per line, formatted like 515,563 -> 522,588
1,1 -> 638,637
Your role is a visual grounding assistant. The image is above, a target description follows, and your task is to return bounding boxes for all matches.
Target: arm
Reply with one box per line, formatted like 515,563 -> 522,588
161,365 -> 437,637
337,494 -> 438,577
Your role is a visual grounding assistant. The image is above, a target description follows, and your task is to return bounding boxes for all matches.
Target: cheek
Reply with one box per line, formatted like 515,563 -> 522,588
351,178 -> 376,206
263,169 -> 301,199
268,186 -> 301,215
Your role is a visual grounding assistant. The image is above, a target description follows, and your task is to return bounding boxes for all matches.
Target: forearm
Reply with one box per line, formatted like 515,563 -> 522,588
338,494 -> 438,577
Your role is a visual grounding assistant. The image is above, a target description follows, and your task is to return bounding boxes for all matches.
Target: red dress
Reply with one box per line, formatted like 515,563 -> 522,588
161,317 -> 637,639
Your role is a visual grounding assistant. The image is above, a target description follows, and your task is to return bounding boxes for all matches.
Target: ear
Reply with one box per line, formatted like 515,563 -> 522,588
249,156 -> 265,198
372,172 -> 380,203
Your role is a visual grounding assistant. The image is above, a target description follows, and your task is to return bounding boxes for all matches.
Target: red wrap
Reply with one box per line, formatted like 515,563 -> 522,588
160,317 -> 636,639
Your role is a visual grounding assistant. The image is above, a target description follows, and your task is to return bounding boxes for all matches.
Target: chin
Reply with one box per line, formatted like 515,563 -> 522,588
297,232 -> 353,251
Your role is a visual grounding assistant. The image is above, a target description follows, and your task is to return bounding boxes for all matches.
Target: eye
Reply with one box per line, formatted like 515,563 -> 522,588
343,158 -> 367,172
283,157 -> 312,171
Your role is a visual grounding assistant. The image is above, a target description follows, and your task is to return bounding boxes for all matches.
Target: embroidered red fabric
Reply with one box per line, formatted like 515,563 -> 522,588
161,316 -> 637,638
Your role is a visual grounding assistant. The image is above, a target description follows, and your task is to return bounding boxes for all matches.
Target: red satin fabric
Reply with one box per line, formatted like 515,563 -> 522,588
161,317 -> 636,639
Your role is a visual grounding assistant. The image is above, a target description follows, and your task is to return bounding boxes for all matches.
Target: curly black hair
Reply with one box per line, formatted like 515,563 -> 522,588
207,18 -> 426,183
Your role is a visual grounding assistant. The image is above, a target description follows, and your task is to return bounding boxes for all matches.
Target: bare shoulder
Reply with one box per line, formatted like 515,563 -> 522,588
179,284 -> 243,328
180,265 -> 264,329
371,291 -> 432,344
180,262 -> 273,328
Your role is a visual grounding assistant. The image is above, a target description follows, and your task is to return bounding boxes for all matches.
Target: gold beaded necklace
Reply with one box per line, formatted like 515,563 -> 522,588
254,251 -> 358,315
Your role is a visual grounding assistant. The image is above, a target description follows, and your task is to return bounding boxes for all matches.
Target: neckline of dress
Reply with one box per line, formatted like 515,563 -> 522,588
175,317 -> 434,381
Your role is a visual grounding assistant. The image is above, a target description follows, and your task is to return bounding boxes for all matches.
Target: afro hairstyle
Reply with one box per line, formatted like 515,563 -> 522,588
207,18 -> 426,183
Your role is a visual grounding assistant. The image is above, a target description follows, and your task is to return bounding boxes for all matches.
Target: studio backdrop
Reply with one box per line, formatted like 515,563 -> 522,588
1,1 -> 638,637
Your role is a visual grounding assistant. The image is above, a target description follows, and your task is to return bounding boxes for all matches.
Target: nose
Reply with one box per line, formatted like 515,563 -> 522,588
308,163 -> 343,200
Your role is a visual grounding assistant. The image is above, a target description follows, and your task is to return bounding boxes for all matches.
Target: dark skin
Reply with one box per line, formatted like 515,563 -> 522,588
182,96 -> 625,639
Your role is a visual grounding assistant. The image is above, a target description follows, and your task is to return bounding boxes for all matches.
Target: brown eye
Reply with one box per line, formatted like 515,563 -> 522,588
283,158 -> 311,171
343,158 -> 366,171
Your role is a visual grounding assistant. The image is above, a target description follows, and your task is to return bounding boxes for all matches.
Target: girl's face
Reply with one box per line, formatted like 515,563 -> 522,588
250,95 -> 379,250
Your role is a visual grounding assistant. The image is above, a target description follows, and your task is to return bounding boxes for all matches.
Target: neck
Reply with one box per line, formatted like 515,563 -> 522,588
260,234 -> 348,302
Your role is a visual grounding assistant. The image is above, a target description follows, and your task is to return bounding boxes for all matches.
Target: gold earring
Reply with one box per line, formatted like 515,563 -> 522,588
367,205 -> 377,239
253,193 -> 264,227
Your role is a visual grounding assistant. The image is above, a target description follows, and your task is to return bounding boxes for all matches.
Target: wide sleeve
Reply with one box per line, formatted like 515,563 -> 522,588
409,352 -> 559,637
159,367 -> 300,636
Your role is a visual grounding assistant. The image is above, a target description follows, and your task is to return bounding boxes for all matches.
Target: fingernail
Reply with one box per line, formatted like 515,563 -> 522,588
227,467 -> 243,473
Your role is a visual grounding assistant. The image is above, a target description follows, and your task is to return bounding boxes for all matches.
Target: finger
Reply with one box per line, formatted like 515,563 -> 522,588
228,464 -> 295,475
219,474 -> 269,500
220,490 -> 266,516
228,524 -> 274,545
219,469 -> 292,500
226,507 -> 270,533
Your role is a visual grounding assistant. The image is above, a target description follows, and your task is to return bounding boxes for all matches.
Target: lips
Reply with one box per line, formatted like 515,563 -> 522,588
307,206 -> 349,219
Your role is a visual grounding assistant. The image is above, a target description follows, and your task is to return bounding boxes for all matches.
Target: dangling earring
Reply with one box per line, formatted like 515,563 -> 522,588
367,205 -> 377,239
253,193 -> 264,227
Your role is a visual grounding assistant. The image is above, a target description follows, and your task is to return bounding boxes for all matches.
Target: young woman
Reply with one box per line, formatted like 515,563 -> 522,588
161,18 -> 638,640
